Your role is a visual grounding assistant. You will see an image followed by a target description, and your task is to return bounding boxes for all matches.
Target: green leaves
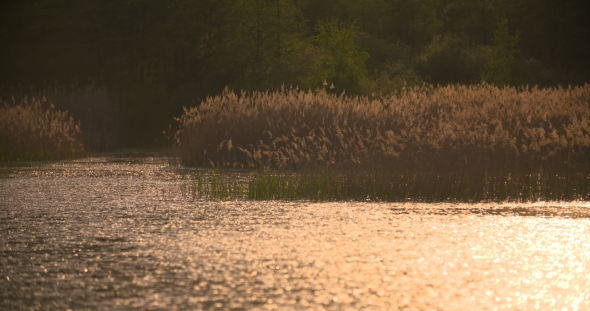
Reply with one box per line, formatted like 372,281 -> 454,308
481,17 -> 521,87
307,20 -> 370,94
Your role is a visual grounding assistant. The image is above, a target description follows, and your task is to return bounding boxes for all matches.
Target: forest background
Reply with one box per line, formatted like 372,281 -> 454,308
1,0 -> 588,149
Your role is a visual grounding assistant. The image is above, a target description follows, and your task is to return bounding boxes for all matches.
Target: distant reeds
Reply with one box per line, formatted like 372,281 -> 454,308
1,82 -> 120,151
246,169 -> 589,202
0,97 -> 84,161
178,169 -> 249,200
177,167 -> 589,202
174,84 -> 590,201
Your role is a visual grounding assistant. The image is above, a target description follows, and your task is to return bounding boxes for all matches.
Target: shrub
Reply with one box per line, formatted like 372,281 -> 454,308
481,17 -> 521,87
372,61 -> 424,96
305,20 -> 371,95
417,35 -> 491,85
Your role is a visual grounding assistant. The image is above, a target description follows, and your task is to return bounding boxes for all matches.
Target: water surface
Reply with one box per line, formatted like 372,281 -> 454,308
1,154 -> 589,310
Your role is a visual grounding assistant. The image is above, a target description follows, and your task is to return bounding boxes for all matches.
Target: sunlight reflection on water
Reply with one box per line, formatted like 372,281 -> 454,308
1,156 -> 589,310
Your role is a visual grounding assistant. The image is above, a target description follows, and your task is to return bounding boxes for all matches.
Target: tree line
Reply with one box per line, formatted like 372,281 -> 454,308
1,0 -> 588,147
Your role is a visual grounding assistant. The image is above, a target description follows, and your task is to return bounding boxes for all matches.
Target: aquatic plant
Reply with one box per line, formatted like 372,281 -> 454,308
247,169 -> 589,202
0,97 -> 84,161
1,82 -> 120,151
179,169 -> 249,200
175,167 -> 589,202
174,84 -> 590,201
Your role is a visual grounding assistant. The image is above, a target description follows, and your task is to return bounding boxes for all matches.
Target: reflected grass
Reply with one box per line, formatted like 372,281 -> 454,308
179,169 -> 249,200
178,168 -> 589,202
247,169 -> 589,202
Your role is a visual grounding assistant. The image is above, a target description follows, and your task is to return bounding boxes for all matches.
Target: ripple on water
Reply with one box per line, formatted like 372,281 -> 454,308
1,156 -> 589,310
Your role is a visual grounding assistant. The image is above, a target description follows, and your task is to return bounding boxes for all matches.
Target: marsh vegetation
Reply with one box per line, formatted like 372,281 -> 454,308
2,0 -> 590,201
2,82 -> 588,201
174,84 -> 590,201
0,96 -> 84,161
2,0 -> 590,147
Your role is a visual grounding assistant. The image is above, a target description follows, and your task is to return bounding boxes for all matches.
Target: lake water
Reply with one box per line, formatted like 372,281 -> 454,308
1,153 -> 589,310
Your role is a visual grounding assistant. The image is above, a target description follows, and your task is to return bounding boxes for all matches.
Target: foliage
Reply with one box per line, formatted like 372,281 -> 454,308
481,17 -> 521,87
305,20 -> 371,94
2,0 -> 588,94
417,35 -> 491,85
1,0 -> 589,148
372,61 -> 424,96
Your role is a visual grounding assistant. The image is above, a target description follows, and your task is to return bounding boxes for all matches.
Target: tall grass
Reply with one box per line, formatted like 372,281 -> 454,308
0,97 -> 84,161
247,169 -> 589,202
1,82 -> 120,151
178,169 -> 248,200
176,167 -> 589,202
174,84 -> 590,201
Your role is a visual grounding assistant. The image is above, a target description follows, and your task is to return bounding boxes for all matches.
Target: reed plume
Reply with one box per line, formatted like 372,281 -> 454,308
174,84 -> 590,201
0,96 -> 84,161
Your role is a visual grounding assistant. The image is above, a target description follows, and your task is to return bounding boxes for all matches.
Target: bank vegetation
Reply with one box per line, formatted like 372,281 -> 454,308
0,97 -> 84,161
174,84 -> 590,201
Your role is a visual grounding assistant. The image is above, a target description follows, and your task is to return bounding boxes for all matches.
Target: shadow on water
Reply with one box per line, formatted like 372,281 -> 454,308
389,205 -> 590,219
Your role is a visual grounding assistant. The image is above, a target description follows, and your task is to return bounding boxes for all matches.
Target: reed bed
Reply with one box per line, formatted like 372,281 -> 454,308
1,83 -> 120,151
0,97 -> 84,161
246,169 -> 589,202
178,170 -> 249,200
176,168 -> 589,202
174,84 -> 590,201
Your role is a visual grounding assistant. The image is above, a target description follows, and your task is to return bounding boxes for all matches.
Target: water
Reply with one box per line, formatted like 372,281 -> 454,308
1,153 -> 589,310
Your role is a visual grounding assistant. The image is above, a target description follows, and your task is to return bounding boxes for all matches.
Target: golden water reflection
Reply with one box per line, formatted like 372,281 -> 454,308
0,157 -> 588,310
157,201 -> 589,310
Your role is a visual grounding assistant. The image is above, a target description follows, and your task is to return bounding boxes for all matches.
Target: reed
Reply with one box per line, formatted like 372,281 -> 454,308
0,96 -> 84,161
247,169 -> 589,202
174,84 -> 590,201
175,167 -> 589,202
1,82 -> 120,151
179,169 -> 249,200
